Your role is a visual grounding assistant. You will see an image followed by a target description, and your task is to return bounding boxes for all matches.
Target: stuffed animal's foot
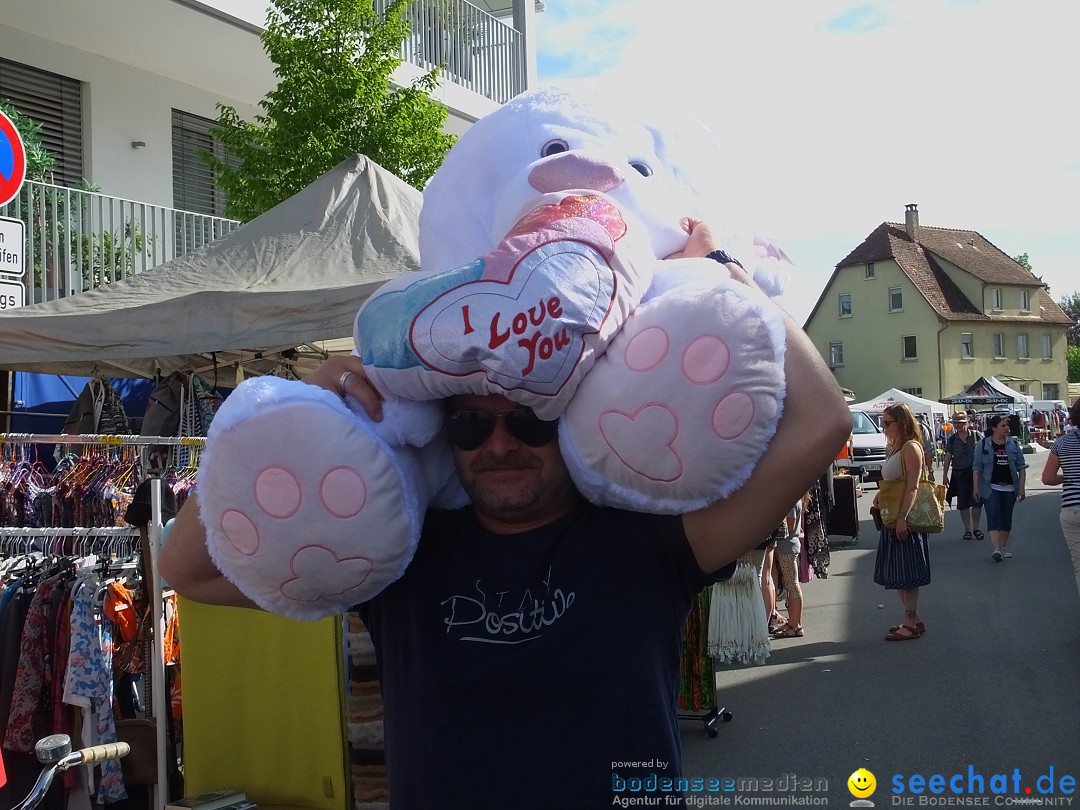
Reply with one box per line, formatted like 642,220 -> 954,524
559,275 -> 787,513
197,378 -> 423,619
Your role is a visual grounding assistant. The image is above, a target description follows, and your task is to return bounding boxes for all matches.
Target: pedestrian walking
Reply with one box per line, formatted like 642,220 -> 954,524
1041,400 -> 1080,600
973,413 -> 1027,562
942,412 -> 983,541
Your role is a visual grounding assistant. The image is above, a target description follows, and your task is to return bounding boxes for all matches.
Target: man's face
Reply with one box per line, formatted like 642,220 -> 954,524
447,394 -> 578,528
953,419 -> 968,434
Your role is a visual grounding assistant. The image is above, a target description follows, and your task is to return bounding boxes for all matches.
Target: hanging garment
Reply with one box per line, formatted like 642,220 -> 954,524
707,555 -> 771,665
805,483 -> 831,579
677,587 -> 716,712
63,574 -> 127,803
4,572 -> 70,753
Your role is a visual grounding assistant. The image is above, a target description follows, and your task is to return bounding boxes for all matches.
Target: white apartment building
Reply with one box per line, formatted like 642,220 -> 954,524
0,0 -> 540,301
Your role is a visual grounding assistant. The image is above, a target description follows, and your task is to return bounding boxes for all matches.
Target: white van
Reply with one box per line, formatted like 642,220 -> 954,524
1030,400 -> 1065,414
836,408 -> 889,482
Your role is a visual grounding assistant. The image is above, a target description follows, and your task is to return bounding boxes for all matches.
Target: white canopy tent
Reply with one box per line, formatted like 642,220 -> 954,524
0,155 -> 423,385
988,376 -> 1035,412
849,387 -> 951,424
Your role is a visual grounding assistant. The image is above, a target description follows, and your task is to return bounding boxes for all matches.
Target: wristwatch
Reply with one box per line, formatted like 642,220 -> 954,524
705,249 -> 744,269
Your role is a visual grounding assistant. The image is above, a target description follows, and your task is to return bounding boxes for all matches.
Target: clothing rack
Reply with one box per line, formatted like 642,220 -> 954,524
0,432 -> 204,809
0,526 -> 139,536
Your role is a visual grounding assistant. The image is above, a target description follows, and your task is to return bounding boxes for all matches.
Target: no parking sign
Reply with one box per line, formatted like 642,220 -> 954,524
0,108 -> 27,208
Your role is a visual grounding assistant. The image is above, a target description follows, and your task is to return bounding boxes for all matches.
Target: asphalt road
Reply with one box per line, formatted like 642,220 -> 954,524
679,448 -> 1080,808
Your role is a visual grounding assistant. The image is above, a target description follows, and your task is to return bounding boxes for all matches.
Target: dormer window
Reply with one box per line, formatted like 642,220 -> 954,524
992,288 -> 1003,311
1020,289 -> 1031,312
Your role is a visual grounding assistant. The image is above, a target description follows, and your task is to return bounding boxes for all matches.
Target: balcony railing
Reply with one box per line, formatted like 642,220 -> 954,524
0,180 -> 239,305
381,0 -> 526,104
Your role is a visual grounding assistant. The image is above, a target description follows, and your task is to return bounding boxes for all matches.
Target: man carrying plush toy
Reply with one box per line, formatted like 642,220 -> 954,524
160,85 -> 850,808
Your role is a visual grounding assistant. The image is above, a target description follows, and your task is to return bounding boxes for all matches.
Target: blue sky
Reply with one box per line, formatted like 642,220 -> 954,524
533,0 -> 1079,325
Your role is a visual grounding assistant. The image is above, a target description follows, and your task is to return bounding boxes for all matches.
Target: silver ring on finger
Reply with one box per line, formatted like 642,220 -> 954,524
338,370 -> 356,396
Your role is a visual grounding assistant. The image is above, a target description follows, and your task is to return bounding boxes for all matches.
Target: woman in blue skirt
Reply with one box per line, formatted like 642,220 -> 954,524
873,403 -> 931,641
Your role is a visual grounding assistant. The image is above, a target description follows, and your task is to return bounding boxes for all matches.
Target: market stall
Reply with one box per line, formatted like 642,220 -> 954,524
849,387 -> 950,425
0,154 -> 419,809
0,154 -> 422,384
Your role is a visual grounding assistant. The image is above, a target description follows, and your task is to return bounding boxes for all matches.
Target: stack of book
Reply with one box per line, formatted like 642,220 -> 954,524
165,789 -> 256,810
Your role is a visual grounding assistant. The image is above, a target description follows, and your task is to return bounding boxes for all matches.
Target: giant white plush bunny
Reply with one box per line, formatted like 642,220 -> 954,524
197,85 -> 791,619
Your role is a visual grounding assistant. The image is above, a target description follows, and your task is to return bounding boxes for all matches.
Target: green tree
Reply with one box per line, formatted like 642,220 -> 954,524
0,99 -> 56,181
1061,291 -> 1080,347
1068,345 -> 1080,383
207,0 -> 456,222
1014,252 -> 1032,272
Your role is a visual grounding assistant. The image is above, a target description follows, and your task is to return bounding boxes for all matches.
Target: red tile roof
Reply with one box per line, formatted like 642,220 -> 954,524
811,220 -> 1073,326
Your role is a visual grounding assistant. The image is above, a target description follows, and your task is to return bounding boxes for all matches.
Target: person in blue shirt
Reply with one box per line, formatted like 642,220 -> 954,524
972,413 -> 1028,562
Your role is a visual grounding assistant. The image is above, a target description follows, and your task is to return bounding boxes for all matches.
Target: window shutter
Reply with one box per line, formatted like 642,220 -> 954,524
0,58 -> 84,187
172,109 -> 224,215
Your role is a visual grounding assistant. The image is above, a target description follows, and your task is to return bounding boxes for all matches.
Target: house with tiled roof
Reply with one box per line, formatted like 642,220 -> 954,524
804,204 -> 1073,404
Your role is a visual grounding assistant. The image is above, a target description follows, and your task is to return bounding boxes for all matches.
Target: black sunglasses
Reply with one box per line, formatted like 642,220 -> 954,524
445,408 -> 559,451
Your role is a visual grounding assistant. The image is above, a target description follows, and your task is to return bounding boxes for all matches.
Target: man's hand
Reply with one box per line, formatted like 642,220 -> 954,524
664,218 -> 755,287
304,355 -> 384,421
664,217 -> 718,259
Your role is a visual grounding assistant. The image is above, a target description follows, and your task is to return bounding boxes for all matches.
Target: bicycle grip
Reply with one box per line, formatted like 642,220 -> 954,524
77,741 -> 131,765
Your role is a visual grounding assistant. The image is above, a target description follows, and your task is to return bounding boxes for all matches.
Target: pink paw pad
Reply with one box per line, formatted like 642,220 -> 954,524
221,510 -> 260,555
683,336 -> 730,385
320,467 -> 367,518
281,546 -> 375,602
255,466 -> 302,518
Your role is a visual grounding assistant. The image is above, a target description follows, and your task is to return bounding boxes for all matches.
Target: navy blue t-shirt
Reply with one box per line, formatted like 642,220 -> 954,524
361,502 -> 731,809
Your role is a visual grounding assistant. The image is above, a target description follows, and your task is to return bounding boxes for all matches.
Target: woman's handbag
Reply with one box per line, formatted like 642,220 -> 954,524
877,441 -> 946,533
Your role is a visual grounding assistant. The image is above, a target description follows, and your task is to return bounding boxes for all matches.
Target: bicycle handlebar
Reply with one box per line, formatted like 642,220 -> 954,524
64,741 -> 131,769
14,737 -> 131,810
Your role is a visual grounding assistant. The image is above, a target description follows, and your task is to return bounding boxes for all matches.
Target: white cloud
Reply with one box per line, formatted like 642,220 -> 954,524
536,0 -> 1080,321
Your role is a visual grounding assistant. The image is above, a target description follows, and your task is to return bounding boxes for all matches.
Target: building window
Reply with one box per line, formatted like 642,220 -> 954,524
1045,383 -> 1060,399
902,335 -> 917,361
865,262 -> 875,279
961,332 -> 974,359
829,342 -> 844,367
901,387 -> 923,396
0,58 -> 84,186
1043,334 -> 1053,359
889,287 -> 903,312
838,293 -> 852,318
172,109 -> 237,217
993,333 -> 1005,358
1018,383 -> 1028,394
1017,333 -> 1029,359
1020,289 -> 1031,311
992,288 -> 1003,310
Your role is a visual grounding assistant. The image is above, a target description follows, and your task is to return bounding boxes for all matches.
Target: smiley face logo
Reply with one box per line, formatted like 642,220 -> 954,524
848,768 -> 877,798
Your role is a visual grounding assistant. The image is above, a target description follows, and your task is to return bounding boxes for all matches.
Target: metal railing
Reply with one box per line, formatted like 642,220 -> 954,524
382,0 -> 526,104
0,180 -> 240,305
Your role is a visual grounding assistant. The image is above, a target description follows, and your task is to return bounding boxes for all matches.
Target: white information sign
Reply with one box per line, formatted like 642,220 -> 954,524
0,216 -> 25,279
0,278 -> 24,310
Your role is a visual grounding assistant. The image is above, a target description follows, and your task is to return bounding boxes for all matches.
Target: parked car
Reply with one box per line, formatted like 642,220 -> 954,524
835,409 -> 888,483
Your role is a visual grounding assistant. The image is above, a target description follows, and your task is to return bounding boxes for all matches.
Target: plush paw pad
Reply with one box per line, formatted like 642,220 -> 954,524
199,399 -> 420,619
560,277 -> 786,513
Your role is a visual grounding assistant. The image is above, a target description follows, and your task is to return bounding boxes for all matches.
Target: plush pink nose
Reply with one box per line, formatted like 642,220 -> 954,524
528,152 -> 624,194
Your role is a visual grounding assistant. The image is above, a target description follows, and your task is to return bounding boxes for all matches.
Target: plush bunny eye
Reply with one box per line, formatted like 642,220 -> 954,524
629,161 -> 653,177
541,139 -> 569,157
